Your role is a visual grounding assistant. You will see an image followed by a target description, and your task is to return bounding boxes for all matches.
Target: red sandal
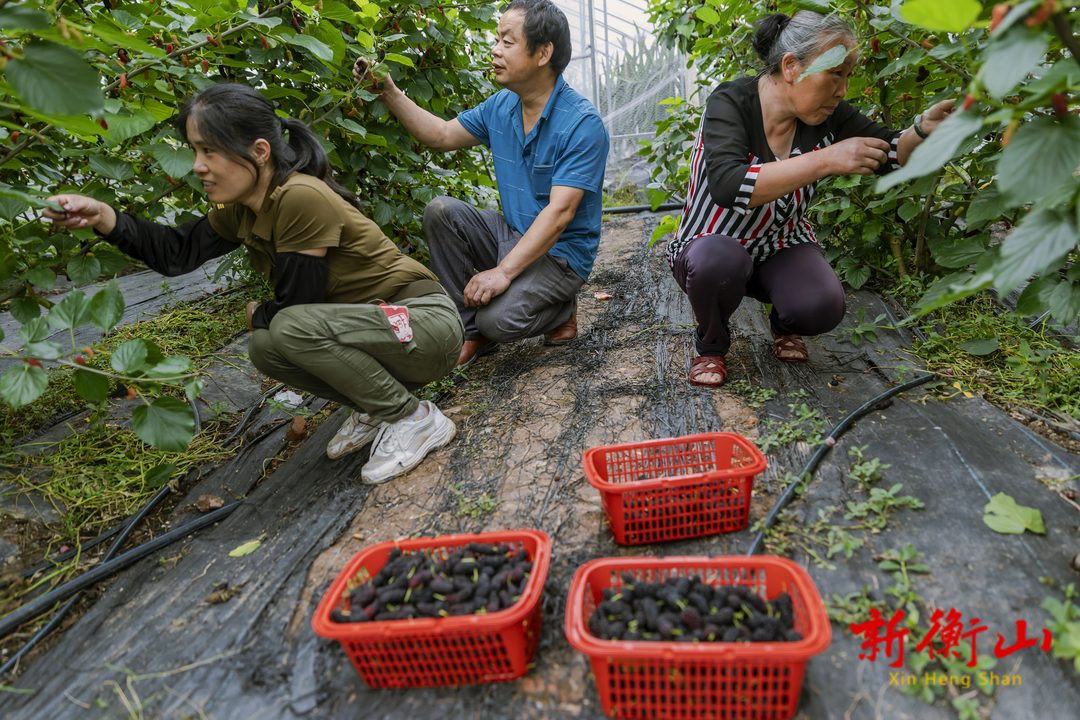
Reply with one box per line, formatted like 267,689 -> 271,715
689,355 -> 727,387
773,334 -> 809,363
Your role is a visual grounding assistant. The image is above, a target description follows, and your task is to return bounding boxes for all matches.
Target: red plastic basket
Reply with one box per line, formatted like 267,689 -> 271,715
583,432 -> 767,545
565,555 -> 831,719
312,530 -> 551,688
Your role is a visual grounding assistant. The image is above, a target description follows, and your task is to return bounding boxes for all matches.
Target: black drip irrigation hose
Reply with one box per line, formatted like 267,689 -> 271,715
0,501 -> 241,643
746,372 -> 940,556
602,202 -> 684,215
0,480 -> 176,677
0,388 -> 286,670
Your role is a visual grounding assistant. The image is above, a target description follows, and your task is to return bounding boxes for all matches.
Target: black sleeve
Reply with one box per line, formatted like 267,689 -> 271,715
701,88 -> 762,213
99,212 -> 240,276
832,101 -> 903,176
250,251 -> 328,330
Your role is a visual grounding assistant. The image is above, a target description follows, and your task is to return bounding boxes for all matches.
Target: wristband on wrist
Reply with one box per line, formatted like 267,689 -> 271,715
913,112 -> 930,139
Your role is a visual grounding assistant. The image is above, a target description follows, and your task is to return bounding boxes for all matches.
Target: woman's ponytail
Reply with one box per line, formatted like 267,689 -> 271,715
752,13 -> 791,66
276,116 -> 358,206
177,84 -> 358,207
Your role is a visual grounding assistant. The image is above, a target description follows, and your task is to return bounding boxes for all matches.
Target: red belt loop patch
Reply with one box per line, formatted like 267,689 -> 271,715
379,303 -> 413,342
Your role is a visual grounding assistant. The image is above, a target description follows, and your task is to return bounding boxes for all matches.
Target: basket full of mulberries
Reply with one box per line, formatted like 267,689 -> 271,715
312,530 -> 551,688
582,432 -> 767,545
565,555 -> 831,719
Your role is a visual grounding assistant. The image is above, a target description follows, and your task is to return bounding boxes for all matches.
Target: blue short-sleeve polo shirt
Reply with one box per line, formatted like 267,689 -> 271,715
457,75 -> 609,280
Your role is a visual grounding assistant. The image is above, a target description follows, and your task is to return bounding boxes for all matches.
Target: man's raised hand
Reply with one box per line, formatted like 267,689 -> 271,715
352,56 -> 395,94
463,268 -> 512,308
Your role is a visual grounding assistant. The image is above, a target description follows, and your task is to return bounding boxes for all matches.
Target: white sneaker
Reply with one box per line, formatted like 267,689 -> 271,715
326,410 -> 384,459
360,401 -> 456,484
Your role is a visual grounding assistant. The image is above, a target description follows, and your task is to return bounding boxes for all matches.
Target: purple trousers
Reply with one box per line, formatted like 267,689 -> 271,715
672,234 -> 846,357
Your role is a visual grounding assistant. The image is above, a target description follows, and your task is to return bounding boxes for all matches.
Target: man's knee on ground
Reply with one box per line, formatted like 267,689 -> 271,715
422,196 -> 460,230
474,306 -> 530,344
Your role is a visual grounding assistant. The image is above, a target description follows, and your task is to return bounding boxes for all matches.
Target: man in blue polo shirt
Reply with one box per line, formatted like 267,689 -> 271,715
353,0 -> 609,367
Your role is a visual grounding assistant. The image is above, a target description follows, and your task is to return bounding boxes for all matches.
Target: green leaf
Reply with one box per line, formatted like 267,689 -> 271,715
101,109 -> 157,146
798,45 -> 850,82
18,317 -> 50,343
959,337 -> 999,355
145,356 -> 192,379
131,396 -> 194,452
111,339 -> 148,374
0,364 -> 48,408
0,183 -> 63,212
0,5 -> 51,29
147,145 -> 195,178
94,249 -> 128,277
897,202 -> 920,222
993,206 -> 1077,294
145,462 -> 177,489
47,290 -> 92,330
900,0 -> 981,32
5,42 -> 105,117
283,31 -> 334,62
696,6 -> 720,25
185,378 -> 204,403
998,115 -> 1080,204
23,340 -> 65,360
979,26 -> 1049,99
9,297 -> 41,323
374,200 -> 394,226
876,111 -> 983,192
88,155 -> 136,182
965,183 -> 1006,228
878,48 -> 927,79
90,279 -> 125,331
228,540 -> 261,557
1016,275 -> 1056,316
25,267 -> 57,291
383,52 -> 416,68
318,0 -> 357,22
929,233 -> 988,268
73,369 -> 111,402
983,492 -> 1045,534
1047,280 -> 1080,324
66,255 -> 102,286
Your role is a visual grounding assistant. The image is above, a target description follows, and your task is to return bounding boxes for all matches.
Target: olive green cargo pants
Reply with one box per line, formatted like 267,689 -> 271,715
247,293 -> 463,423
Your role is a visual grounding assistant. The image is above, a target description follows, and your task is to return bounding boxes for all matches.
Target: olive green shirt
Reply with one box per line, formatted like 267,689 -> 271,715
207,173 -> 437,304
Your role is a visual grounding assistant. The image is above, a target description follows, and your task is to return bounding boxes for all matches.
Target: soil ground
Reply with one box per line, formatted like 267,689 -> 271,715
2,213 -> 1080,719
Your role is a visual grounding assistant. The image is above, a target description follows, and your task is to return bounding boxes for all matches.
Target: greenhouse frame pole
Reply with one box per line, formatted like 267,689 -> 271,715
588,0 -> 598,109
603,0 -> 611,118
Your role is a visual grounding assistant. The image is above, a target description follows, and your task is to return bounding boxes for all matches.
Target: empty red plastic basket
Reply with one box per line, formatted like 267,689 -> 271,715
566,555 -> 831,719
583,432 -> 767,544
312,530 -> 551,688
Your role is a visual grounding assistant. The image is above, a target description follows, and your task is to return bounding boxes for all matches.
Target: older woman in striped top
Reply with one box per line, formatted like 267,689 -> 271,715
670,11 -> 955,386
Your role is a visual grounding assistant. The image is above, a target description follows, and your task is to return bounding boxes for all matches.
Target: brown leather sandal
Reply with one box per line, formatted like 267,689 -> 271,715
689,355 -> 727,387
773,334 -> 809,363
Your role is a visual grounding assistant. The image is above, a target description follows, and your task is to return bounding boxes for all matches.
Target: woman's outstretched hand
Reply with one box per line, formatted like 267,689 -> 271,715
918,98 -> 959,136
42,194 -> 118,235
825,136 -> 891,176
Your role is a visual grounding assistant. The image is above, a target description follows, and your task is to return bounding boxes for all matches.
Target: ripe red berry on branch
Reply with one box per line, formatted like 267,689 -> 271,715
870,38 -> 880,53
74,356 -> 86,365
1052,92 -> 1069,118
1025,0 -> 1056,28
962,94 -> 976,111
98,118 -> 108,130
202,58 -> 210,73
990,3 -> 1011,32
27,359 -> 42,368
260,35 -> 269,50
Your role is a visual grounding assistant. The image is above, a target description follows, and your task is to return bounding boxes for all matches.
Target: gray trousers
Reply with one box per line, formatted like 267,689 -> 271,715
248,293 -> 463,423
423,196 -> 584,342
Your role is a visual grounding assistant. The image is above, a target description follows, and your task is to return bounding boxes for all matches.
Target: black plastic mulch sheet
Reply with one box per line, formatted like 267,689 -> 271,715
3,214 -> 1079,720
